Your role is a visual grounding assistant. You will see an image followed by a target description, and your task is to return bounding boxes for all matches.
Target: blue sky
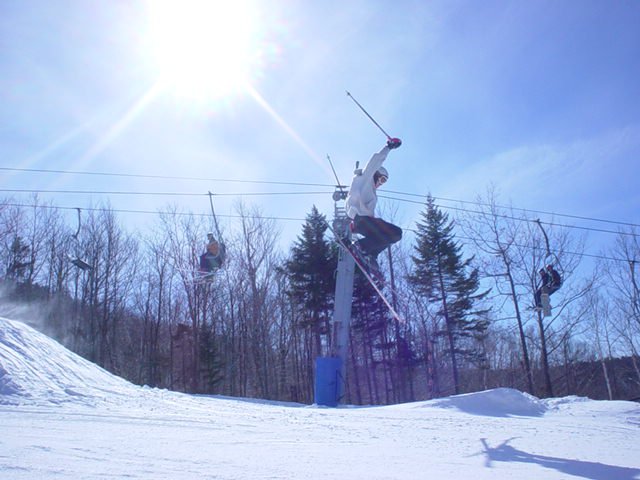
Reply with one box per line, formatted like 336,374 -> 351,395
1,0 -> 639,254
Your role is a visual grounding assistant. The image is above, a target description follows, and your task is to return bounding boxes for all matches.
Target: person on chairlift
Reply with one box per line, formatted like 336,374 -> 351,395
535,264 -> 562,308
200,233 -> 225,273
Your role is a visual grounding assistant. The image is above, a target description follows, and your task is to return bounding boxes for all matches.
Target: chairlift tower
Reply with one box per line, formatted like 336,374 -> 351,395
330,188 -> 355,369
314,187 -> 356,407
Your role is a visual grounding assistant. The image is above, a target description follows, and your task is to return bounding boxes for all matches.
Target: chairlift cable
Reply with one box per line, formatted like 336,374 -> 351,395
208,191 -> 223,241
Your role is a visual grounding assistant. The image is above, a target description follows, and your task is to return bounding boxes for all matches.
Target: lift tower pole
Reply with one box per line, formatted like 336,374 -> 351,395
331,189 -> 356,389
314,187 -> 356,406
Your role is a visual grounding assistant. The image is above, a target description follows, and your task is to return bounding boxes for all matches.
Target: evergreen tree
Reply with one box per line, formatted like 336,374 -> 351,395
409,196 -> 490,395
199,322 -> 224,393
284,206 -> 337,354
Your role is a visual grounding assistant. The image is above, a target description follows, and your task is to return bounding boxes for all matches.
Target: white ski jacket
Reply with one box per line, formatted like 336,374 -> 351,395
345,146 -> 390,219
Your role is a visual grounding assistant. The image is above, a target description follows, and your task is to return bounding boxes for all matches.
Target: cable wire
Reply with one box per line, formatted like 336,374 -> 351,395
2,185 -> 637,240
0,166 -> 337,188
3,201 -> 633,264
385,189 -> 640,229
380,194 -> 640,239
3,164 -> 636,229
0,188 -> 332,197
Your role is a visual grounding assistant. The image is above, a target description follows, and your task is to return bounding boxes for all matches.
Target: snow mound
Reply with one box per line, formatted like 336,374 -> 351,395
0,317 -> 137,406
427,387 -> 547,417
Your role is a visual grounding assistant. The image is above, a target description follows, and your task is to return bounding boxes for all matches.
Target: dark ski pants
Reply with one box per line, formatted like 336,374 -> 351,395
352,215 -> 402,258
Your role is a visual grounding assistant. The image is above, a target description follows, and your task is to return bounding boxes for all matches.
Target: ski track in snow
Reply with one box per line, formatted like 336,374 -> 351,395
1,316 -> 639,480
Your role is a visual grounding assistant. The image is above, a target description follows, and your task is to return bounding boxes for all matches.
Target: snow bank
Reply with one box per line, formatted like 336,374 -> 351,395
0,317 -> 136,406
426,387 -> 547,417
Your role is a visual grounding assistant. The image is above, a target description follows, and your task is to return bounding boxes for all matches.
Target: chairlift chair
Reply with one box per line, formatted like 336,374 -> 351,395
197,192 -> 227,278
534,219 -> 564,317
68,208 -> 92,271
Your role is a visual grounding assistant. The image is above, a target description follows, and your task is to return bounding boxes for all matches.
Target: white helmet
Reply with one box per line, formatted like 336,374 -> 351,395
377,166 -> 389,179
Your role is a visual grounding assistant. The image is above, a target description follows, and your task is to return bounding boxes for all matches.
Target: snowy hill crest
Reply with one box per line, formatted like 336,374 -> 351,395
0,316 -> 135,406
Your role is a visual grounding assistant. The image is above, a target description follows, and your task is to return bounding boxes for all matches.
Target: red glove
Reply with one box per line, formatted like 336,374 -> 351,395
387,138 -> 402,149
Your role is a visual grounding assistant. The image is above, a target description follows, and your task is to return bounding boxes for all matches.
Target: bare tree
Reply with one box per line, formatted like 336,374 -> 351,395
604,228 -> 640,385
583,291 -> 617,399
77,206 -> 139,372
460,188 -> 591,397
156,206 -> 212,392
233,201 -> 281,398
459,188 -> 536,393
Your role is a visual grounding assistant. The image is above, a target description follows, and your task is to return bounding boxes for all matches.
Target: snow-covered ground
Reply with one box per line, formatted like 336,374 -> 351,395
1,316 -> 639,480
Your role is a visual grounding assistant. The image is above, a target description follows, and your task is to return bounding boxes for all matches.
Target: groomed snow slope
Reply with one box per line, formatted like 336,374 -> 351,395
1,316 -> 639,480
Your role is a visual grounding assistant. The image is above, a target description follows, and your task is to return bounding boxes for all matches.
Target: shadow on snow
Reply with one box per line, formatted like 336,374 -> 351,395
481,438 -> 640,480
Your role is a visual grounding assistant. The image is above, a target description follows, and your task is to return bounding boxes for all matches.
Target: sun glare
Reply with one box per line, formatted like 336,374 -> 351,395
147,0 -> 261,100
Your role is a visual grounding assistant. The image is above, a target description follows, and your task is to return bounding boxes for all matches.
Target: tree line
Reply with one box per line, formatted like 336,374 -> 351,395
1,192 -> 639,404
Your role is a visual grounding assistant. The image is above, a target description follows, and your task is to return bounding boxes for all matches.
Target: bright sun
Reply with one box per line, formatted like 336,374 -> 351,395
147,0 -> 261,100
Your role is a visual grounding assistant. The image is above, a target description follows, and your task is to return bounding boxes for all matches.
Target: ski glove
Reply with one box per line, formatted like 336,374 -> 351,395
387,138 -> 402,150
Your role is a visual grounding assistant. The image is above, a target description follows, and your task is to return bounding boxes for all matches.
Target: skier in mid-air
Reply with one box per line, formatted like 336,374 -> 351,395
345,137 -> 403,278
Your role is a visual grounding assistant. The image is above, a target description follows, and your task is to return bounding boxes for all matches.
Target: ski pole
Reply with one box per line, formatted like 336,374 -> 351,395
346,91 -> 391,139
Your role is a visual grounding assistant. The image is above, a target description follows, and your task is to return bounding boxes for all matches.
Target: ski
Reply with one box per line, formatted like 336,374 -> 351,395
67,254 -> 92,271
331,231 -> 404,323
171,267 -> 220,285
345,241 -> 385,287
540,292 -> 552,317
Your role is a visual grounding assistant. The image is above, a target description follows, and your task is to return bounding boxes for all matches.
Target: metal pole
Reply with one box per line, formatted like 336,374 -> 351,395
346,91 -> 392,139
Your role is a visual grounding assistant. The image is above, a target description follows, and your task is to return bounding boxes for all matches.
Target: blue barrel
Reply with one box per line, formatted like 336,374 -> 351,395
314,356 -> 343,407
